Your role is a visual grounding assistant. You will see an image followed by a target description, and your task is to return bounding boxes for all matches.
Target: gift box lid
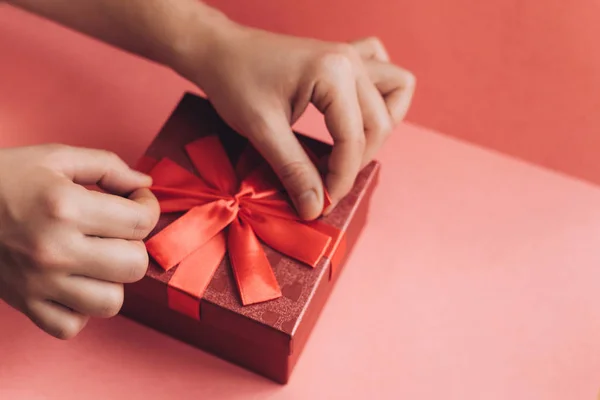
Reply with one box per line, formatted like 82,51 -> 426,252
133,93 -> 379,356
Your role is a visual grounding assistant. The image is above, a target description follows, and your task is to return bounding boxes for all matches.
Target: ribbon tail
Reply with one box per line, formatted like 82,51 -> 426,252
167,233 -> 227,320
228,218 -> 282,305
307,220 -> 347,278
246,212 -> 332,268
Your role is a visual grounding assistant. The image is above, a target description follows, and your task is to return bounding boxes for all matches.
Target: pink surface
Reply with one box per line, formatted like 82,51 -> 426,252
2,5 -> 600,400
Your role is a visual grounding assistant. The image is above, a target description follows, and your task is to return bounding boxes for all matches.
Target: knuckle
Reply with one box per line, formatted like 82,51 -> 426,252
99,285 -> 124,318
41,144 -> 73,165
105,151 -> 129,171
94,149 -> 119,162
104,150 -> 123,166
29,239 -> 63,269
41,185 -> 78,222
365,36 -> 383,47
332,43 -> 357,58
316,46 -> 357,78
96,150 -> 125,177
360,37 -> 385,55
372,115 -> 393,138
352,37 -> 388,61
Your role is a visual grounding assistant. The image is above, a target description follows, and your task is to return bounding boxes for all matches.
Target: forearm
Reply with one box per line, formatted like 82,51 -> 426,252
6,0 -> 231,75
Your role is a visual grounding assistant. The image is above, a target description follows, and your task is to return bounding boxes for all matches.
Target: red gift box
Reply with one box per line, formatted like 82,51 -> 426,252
121,93 -> 380,384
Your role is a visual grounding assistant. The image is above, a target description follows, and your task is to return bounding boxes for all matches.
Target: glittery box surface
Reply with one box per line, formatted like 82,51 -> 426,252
121,93 -> 380,384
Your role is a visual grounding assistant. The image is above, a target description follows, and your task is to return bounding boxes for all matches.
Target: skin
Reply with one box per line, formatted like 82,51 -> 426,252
1,0 -> 415,339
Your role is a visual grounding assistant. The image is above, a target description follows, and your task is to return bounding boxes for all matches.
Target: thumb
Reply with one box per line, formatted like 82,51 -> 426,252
54,146 -> 152,195
247,113 -> 324,220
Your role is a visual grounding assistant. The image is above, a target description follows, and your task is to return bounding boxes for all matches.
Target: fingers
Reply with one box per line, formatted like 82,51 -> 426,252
49,275 -> 124,319
366,60 -> 416,124
247,112 -> 324,220
351,37 -> 390,62
26,300 -> 89,340
311,52 -> 365,205
24,231 -> 147,286
70,237 -> 148,283
351,36 -> 416,124
51,146 -> 152,195
30,181 -> 152,284
40,181 -> 158,240
355,74 -> 393,168
76,188 -> 160,240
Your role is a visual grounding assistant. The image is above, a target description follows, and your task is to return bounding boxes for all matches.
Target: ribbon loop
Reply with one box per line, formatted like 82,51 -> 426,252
185,136 -> 238,194
245,212 -> 332,268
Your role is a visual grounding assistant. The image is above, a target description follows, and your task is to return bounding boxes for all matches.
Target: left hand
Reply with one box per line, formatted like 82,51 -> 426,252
178,23 -> 415,220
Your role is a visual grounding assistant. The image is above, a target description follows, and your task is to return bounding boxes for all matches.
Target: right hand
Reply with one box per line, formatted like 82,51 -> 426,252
0,144 -> 160,339
179,21 -> 416,219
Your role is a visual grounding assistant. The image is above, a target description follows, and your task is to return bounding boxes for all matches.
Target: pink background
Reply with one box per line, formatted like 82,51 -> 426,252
2,3 -> 600,399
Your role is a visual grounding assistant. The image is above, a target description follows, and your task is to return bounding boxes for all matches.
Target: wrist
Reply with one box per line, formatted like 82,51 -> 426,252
167,3 -> 241,86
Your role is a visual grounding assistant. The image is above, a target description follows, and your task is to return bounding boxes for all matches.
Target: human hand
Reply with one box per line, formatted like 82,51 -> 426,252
179,22 -> 415,220
4,0 -> 414,220
0,145 -> 160,339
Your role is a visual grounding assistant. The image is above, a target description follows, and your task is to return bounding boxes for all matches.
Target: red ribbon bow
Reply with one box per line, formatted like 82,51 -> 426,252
143,136 -> 341,319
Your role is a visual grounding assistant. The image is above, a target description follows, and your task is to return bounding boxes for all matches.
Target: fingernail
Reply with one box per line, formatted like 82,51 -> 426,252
295,189 -> 320,220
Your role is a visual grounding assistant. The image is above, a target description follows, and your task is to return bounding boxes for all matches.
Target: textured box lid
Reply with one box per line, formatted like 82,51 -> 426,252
129,93 -> 379,355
